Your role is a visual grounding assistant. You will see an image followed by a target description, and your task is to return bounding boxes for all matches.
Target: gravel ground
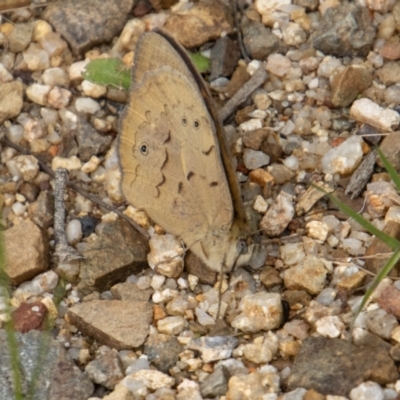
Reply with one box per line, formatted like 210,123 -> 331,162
2,0 -> 400,399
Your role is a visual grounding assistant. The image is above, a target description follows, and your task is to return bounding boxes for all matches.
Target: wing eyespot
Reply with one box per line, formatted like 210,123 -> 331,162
181,117 -> 188,126
140,143 -> 149,155
194,120 -> 200,129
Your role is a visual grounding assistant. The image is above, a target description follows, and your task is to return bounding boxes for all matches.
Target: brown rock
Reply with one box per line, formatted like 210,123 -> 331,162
331,65 -> 372,107
395,1 -> 400,31
41,0 -> 134,55
19,182 -> 39,203
185,251 -> 217,285
282,290 -> 311,307
283,258 -> 327,295
242,128 -> 270,150
378,131 -> 400,170
0,81 -> 24,124
28,190 -> 54,229
390,343 -> 400,361
294,0 -> 319,11
260,136 -> 284,164
68,300 -> 152,350
78,219 -> 149,295
12,301 -> 48,333
267,163 -> 295,185
223,65 -> 250,99
148,0 -> 178,11
153,304 -> 167,321
328,188 -> 365,220
288,337 -> 399,396
4,220 -> 49,285
235,104 -> 256,125
376,284 -> 400,319
260,266 -> 282,289
365,221 -> 400,276
379,42 -> 400,60
304,389 -> 325,400
0,181 -> 17,195
111,282 -> 153,302
248,168 -> 274,187
164,0 -> 233,48
336,271 -> 367,291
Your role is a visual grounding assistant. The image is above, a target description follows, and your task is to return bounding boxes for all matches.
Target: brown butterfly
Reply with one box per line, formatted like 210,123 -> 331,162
118,30 -> 258,273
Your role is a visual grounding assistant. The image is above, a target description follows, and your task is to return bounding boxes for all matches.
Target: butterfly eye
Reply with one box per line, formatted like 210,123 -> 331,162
181,117 -> 188,126
140,143 -> 148,155
194,120 -> 200,129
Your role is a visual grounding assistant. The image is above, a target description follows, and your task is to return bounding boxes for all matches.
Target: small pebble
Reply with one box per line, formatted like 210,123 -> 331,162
75,97 -> 101,114
66,219 -> 83,245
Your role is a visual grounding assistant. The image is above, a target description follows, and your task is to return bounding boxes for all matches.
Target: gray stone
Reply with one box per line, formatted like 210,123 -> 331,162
187,336 -> 239,363
313,3 -> 376,57
144,333 -> 182,373
76,118 -> 112,162
200,365 -> 229,398
0,330 -> 93,400
210,36 -> 240,80
78,219 -> 149,295
41,0 -> 134,55
288,337 -> 398,396
85,349 -> 124,390
242,19 -> 281,60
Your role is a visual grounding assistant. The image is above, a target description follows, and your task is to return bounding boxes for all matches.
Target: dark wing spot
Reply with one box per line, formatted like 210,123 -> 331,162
164,130 -> 171,143
203,145 -> 214,156
155,175 -> 166,197
210,182 -> 218,187
160,151 -> 169,171
178,182 -> 183,193
187,171 -> 195,181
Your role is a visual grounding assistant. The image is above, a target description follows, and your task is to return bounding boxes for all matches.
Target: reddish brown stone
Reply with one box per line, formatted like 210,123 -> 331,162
376,284 -> 400,319
12,302 -> 48,333
379,42 -> 400,60
365,221 -> 400,277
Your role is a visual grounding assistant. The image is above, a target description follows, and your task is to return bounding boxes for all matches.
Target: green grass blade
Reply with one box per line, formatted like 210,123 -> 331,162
376,147 -> 400,192
188,51 -> 210,74
316,187 -> 400,250
350,246 -> 400,336
82,58 -> 131,90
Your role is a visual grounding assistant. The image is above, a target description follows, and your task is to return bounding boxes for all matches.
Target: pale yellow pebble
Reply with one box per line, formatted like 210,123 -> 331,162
32,20 -> 52,41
